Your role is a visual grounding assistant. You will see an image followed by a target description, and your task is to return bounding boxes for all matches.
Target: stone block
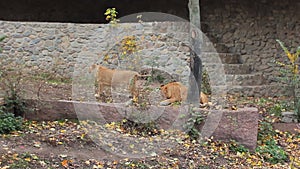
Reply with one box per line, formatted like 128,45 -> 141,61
197,107 -> 259,151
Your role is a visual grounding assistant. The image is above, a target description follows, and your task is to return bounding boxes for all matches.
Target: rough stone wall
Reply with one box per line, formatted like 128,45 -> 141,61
0,21 -> 197,85
201,0 -> 300,84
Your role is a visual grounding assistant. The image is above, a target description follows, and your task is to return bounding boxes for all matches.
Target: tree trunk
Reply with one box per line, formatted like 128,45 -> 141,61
187,0 -> 202,104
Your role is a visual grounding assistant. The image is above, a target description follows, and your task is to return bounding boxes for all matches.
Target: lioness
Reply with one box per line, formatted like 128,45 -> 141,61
160,82 -> 208,106
89,64 -> 140,97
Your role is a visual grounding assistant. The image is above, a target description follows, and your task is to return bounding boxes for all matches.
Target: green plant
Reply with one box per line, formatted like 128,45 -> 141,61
145,56 -> 162,83
1,70 -> 28,117
0,35 -> 6,53
256,119 -> 288,164
256,138 -> 288,164
229,141 -> 249,153
268,103 -> 284,117
257,121 -> 275,141
186,109 -> 205,140
0,110 -> 23,134
104,8 -> 119,24
201,69 -> 211,95
120,36 -> 138,55
275,39 -> 300,121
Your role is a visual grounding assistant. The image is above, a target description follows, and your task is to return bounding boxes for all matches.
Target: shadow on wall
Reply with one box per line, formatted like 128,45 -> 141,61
0,0 -> 189,23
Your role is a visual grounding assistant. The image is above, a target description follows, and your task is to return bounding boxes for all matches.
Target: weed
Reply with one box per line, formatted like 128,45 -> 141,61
229,141 -> 249,153
0,110 -> 23,134
258,121 -> 275,140
201,69 -> 211,95
274,39 -> 300,121
104,8 -> 119,24
186,109 -> 206,140
0,35 -> 6,53
268,104 -> 284,117
256,138 -> 288,164
120,119 -> 160,137
0,69 -> 28,117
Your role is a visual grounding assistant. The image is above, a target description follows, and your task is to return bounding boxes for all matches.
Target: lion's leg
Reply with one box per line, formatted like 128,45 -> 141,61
129,75 -> 138,99
159,98 -> 178,106
97,82 -> 103,96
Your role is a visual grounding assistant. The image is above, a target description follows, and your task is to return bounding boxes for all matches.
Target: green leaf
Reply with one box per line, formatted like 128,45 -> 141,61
0,35 -> 6,42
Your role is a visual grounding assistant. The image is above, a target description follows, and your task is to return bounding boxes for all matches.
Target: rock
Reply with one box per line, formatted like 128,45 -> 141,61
197,107 -> 259,151
281,111 -> 298,123
273,123 -> 300,134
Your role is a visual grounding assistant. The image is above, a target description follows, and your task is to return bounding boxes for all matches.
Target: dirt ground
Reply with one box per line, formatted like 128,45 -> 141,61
0,76 -> 299,168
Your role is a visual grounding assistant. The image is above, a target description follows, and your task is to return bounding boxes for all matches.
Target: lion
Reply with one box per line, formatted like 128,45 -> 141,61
160,82 -> 208,106
89,64 -> 140,98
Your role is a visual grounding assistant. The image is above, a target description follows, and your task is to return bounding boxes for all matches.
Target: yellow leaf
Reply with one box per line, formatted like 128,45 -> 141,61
293,65 -> 298,74
246,158 -> 252,163
129,144 -> 135,149
12,153 -> 18,160
32,154 -> 39,160
24,157 -> 31,162
287,52 -> 295,63
61,159 -> 69,167
97,164 -> 104,168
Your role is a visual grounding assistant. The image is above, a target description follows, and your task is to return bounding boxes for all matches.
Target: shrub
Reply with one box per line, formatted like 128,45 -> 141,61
0,69 -> 28,117
0,109 -> 23,134
274,40 -> 300,121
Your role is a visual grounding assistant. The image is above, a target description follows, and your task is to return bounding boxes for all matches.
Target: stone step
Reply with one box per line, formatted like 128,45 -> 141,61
226,73 -> 266,86
214,43 -> 230,53
201,42 -> 229,53
201,52 -> 241,64
226,84 -> 292,97
203,63 -> 253,75
223,64 -> 253,74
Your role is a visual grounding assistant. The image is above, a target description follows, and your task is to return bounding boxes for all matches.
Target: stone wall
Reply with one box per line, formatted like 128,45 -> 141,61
1,0 -> 299,97
0,21 -> 206,87
201,0 -> 300,84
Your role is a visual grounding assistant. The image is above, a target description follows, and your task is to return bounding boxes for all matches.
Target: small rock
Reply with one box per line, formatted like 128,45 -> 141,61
159,100 -> 171,106
281,111 -> 298,123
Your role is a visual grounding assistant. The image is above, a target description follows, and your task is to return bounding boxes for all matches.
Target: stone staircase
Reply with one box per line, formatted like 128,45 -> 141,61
200,25 -> 283,96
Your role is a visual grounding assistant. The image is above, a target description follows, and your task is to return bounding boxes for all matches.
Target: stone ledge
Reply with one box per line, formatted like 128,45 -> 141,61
24,99 -> 258,151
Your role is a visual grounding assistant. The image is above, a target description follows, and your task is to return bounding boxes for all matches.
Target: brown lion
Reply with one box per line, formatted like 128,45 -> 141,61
89,64 -> 140,97
160,82 -> 208,106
